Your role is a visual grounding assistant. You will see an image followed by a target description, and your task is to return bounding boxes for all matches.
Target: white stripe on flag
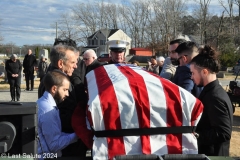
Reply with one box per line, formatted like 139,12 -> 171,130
103,64 -> 142,155
86,70 -> 109,159
179,87 -> 198,154
133,69 -> 168,154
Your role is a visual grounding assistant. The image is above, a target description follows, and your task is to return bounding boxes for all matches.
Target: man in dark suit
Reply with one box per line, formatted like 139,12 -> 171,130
83,49 -> 106,74
5,54 -> 22,101
190,45 -> 233,156
23,49 -> 36,91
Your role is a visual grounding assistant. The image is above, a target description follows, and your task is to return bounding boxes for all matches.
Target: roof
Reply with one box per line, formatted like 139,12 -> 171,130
88,29 -> 119,39
130,48 -> 152,51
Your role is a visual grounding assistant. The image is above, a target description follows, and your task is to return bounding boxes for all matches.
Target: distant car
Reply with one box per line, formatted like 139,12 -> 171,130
97,54 -> 111,62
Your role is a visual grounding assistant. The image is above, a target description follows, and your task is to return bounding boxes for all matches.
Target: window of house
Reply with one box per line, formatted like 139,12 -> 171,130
88,39 -> 98,45
95,39 -> 98,45
100,40 -> 106,45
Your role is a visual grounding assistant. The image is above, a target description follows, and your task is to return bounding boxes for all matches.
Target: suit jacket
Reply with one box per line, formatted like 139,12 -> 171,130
173,65 -> 202,97
196,79 -> 233,156
23,54 -> 36,74
5,59 -> 22,78
70,58 -> 86,86
70,59 -> 86,103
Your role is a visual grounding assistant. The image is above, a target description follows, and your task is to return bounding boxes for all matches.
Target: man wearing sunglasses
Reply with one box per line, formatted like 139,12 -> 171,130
172,41 -> 202,97
160,35 -> 190,81
83,49 -> 106,74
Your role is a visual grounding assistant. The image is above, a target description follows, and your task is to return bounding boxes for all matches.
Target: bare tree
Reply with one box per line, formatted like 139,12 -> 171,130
219,0 -> 234,34
56,13 -> 80,41
103,3 -> 118,29
234,0 -> 240,33
193,0 -> 211,44
72,3 -> 99,34
153,0 -> 187,44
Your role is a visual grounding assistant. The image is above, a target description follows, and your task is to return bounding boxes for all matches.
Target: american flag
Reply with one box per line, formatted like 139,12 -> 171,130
86,64 -> 203,160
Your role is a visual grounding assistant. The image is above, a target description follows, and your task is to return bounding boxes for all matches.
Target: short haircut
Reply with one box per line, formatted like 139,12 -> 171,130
151,56 -> 157,60
190,45 -> 221,73
50,44 -> 77,67
54,38 -> 77,48
83,49 -> 97,59
157,56 -> 165,62
175,41 -> 198,55
43,71 -> 70,92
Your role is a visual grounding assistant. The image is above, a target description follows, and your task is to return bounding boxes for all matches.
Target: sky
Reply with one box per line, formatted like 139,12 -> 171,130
0,0 -> 85,46
0,0 -> 237,46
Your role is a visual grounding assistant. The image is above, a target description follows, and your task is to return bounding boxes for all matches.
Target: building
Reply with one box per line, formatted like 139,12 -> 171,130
129,48 -> 153,56
83,29 -> 131,57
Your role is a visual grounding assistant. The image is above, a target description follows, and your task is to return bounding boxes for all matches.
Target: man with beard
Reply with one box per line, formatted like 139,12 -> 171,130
37,71 -> 78,159
160,35 -> 190,81
38,44 -> 83,157
190,45 -> 233,156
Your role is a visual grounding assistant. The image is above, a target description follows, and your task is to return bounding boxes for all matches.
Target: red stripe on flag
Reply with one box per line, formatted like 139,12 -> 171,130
118,66 -> 151,154
94,66 -> 125,159
191,99 -> 203,126
160,78 -> 182,154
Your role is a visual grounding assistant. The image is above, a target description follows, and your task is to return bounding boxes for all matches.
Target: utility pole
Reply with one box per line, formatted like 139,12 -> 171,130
20,46 -> 22,57
105,24 -> 108,54
56,22 -> 58,39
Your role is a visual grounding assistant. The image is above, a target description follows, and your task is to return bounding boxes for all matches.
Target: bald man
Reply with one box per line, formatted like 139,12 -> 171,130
83,49 -> 106,73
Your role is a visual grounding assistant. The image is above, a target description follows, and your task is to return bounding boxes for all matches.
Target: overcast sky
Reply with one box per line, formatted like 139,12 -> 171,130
0,0 -> 237,46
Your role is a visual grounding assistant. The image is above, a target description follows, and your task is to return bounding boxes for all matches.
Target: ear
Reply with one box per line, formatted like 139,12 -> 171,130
183,55 -> 188,62
51,85 -> 57,95
58,59 -> 64,69
202,68 -> 209,76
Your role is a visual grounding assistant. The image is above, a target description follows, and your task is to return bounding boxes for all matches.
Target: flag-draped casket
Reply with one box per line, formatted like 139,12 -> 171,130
86,64 -> 203,160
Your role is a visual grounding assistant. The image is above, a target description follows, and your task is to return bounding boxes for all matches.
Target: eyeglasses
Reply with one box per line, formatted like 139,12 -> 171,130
83,58 -> 90,61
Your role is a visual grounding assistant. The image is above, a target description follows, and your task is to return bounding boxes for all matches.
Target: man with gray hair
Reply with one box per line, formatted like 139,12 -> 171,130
38,44 -> 81,157
5,54 -> 22,101
83,49 -> 106,73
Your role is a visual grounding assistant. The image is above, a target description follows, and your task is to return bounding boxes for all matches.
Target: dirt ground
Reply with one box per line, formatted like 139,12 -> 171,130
230,106 -> 240,158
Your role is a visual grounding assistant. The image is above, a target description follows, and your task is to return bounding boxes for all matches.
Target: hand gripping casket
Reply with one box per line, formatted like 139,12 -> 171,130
86,64 -> 203,160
